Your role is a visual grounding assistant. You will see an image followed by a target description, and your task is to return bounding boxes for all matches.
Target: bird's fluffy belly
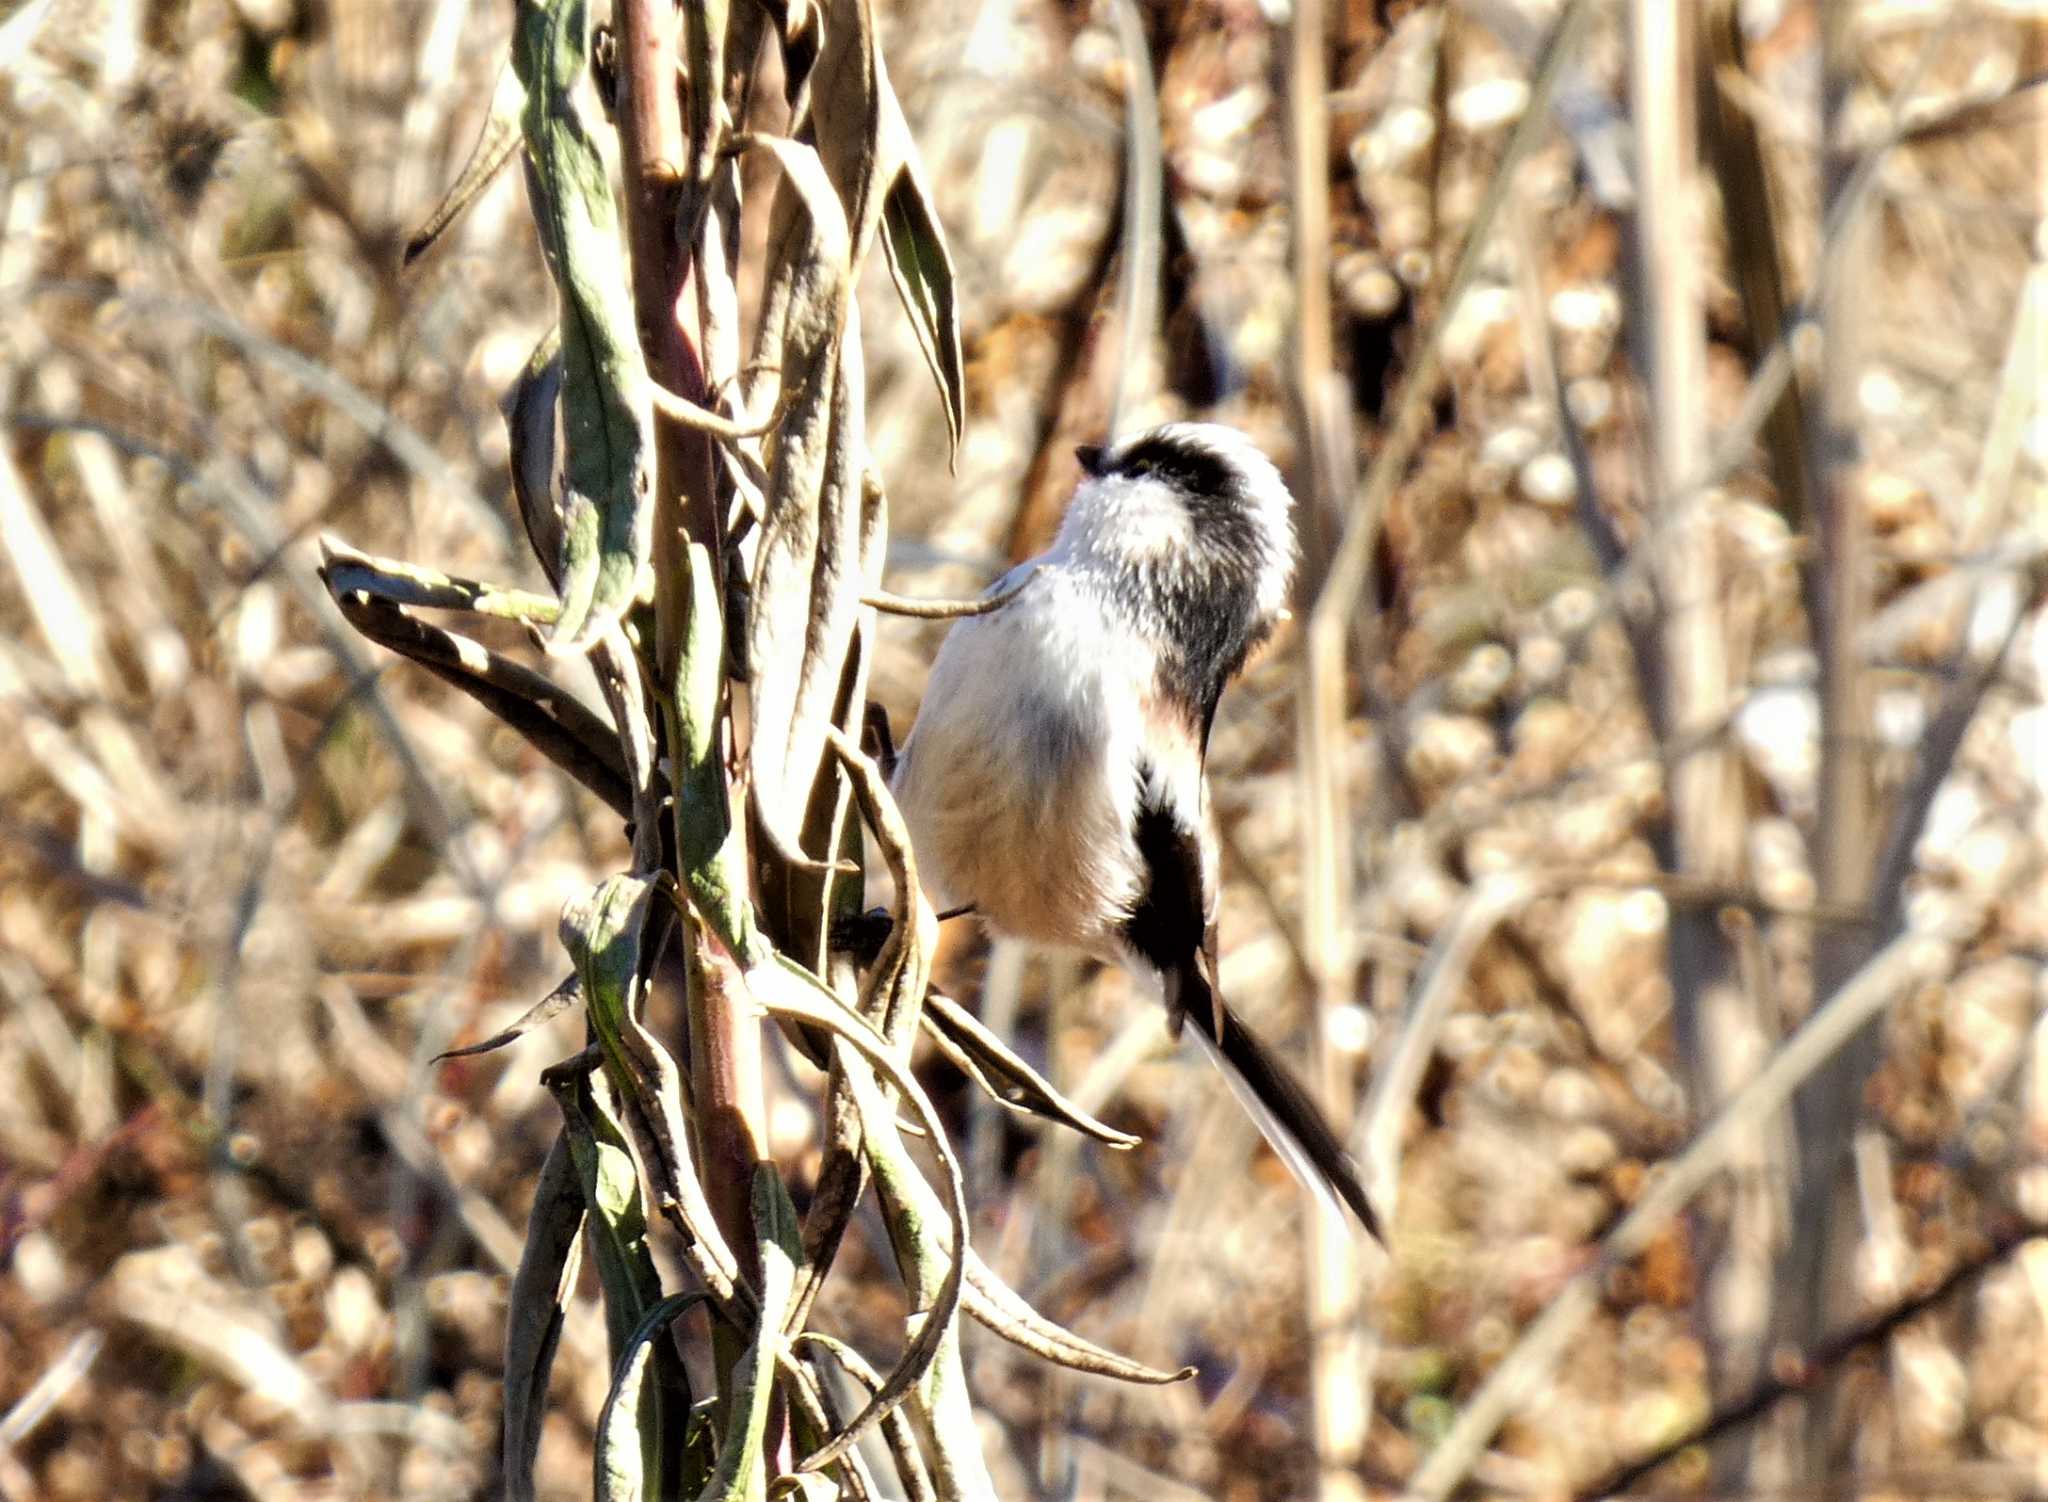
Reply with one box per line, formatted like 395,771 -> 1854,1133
891,582 -> 1146,957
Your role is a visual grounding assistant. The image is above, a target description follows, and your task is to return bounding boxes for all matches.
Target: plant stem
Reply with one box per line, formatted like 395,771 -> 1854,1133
613,0 -> 765,1286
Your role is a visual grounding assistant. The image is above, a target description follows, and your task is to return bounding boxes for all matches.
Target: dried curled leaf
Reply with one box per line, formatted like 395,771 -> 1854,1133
405,58 -> 527,265
767,1475 -> 843,1502
739,134 -> 865,876
740,955 -> 970,1474
788,1336 -> 927,1502
799,1000 -> 1185,1386
503,1132 -> 584,1502
822,723 -> 931,1041
318,560 -> 631,816
548,1062 -> 704,1498
562,876 -> 743,1303
771,724 -> 926,1319
436,972 -> 582,1062
318,535 -> 562,624
808,0 -> 963,453
877,163 -> 964,456
825,1032 -> 1000,1494
961,1250 -> 1190,1386
822,724 -> 1132,1146
920,990 -> 1141,1149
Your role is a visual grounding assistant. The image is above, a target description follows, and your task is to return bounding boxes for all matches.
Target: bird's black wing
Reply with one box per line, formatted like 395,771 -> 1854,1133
1122,759 -> 1381,1240
1123,760 -> 1220,1039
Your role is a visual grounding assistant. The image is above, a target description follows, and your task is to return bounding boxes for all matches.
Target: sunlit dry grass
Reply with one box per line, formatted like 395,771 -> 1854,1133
1,1 -> 2044,1499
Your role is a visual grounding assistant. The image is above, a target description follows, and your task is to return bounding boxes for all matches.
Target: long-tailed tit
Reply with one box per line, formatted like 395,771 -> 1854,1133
889,422 -> 1379,1238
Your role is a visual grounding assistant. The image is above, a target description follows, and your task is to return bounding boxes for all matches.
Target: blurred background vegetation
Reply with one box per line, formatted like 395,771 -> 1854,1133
1,0 -> 2044,1499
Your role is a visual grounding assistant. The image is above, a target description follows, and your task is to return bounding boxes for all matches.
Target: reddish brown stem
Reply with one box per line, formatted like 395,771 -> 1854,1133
612,0 -> 764,1281
685,910 -> 769,1259
612,0 -> 717,552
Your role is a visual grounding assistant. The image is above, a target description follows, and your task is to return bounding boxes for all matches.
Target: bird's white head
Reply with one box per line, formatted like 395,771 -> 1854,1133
1055,423 -> 1298,704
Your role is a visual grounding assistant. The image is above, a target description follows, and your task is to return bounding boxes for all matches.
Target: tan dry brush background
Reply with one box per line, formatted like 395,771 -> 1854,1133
1,0 -> 2046,1499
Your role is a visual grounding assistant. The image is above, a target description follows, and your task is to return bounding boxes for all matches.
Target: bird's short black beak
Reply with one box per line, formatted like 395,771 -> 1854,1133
1074,443 -> 1106,477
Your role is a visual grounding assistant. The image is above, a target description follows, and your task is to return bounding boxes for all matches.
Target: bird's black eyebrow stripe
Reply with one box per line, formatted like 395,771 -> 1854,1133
1108,433 -> 1239,500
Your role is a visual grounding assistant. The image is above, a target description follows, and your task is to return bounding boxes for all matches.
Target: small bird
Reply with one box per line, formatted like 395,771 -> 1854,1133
889,422 -> 1379,1238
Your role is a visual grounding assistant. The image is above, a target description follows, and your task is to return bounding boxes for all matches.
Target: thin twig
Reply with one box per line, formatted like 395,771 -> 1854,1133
1307,0 -> 1600,641
1105,0 -> 1161,437
647,377 -> 781,439
1287,1 -> 1373,1488
1778,6 -> 1995,1424
0,1330 -> 104,1448
861,566 -> 1038,619
1358,872 -> 1540,1215
1295,5 -> 1600,1198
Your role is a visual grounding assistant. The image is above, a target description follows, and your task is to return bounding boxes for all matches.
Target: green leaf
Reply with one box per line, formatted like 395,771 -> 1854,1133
693,1167 -> 802,1502
549,1067 -> 662,1356
594,1293 -> 715,1502
503,328 -> 567,588
513,0 -> 654,652
548,1066 -> 695,1502
559,875 -> 656,1081
664,543 -> 764,964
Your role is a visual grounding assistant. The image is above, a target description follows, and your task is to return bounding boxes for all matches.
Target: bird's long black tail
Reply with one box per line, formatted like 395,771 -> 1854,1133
1177,976 -> 1381,1240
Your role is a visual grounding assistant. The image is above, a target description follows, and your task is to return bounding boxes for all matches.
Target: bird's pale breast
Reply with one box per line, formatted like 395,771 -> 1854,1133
889,569 -> 1149,958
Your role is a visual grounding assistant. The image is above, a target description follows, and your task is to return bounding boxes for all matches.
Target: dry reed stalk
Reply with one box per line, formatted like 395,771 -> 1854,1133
1285,2 -> 1376,1498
